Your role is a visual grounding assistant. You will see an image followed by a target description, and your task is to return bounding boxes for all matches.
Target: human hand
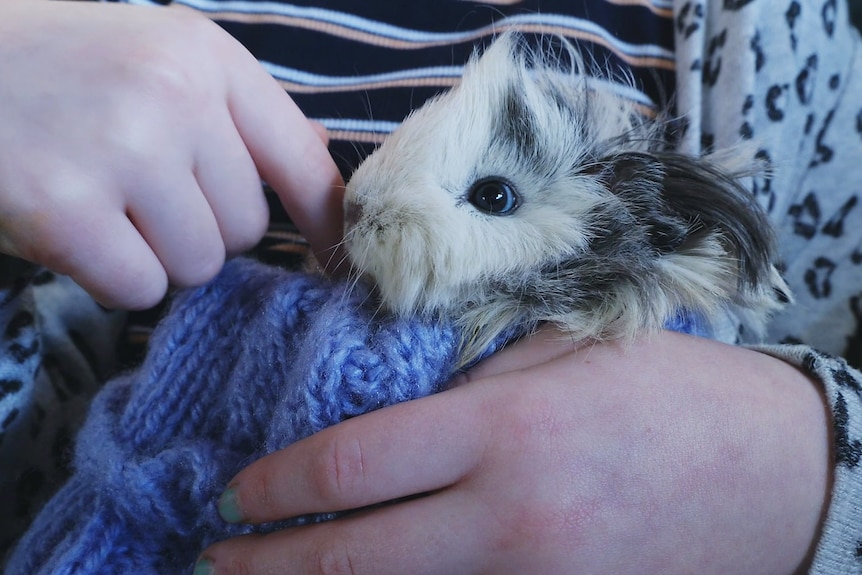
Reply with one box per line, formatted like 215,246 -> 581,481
0,0 -> 343,309
196,328 -> 831,575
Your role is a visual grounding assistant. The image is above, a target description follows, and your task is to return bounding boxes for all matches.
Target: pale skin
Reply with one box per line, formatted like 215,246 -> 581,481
0,0 -> 344,309
0,2 -> 833,574
197,328 -> 831,575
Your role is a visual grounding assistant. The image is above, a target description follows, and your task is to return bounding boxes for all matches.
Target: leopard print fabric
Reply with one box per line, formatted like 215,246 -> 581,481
673,0 -> 862,571
0,263 -> 125,553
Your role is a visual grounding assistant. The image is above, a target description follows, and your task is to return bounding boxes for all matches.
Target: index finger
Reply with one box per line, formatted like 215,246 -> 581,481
216,383 -> 490,525
219,32 -> 346,269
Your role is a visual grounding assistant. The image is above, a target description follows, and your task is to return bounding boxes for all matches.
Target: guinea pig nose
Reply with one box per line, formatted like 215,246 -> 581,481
344,200 -> 364,229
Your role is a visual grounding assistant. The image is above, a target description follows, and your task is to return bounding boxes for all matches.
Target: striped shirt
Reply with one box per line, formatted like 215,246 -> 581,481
112,0 -> 676,171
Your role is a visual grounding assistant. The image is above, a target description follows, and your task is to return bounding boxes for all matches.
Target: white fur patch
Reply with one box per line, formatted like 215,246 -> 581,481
343,33 -> 789,364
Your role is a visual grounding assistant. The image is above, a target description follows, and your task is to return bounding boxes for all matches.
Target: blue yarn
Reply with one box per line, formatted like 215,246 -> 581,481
5,258 -> 715,574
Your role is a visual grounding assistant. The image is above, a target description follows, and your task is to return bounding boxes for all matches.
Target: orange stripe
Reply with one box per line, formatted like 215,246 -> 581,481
458,0 -> 673,18
198,11 -> 674,70
327,130 -> 389,144
276,76 -> 458,94
602,0 -> 673,18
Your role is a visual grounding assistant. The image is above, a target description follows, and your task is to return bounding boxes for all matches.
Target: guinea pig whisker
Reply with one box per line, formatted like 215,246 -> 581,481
326,232 -> 355,271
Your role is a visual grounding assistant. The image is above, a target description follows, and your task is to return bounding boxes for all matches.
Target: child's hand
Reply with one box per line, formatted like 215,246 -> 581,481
197,329 -> 829,575
0,1 -> 343,309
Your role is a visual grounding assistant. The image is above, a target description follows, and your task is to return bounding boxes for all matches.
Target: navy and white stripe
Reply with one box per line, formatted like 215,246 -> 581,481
106,0 -> 677,261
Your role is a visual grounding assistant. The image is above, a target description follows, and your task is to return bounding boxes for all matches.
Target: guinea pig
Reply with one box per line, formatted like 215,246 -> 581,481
342,32 -> 790,364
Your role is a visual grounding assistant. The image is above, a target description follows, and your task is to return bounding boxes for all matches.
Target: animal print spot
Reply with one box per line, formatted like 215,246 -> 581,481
676,2 -> 703,39
0,378 -> 23,402
766,84 -> 789,121
833,393 -> 862,468
4,310 -> 34,339
788,192 -> 820,238
723,0 -> 754,8
822,196 -> 858,238
804,256 -> 836,299
846,295 -> 862,366
805,112 -> 816,134
810,108 -> 835,167
832,365 -> 862,396
803,350 -> 825,372
822,0 -> 837,36
795,54 -> 818,105
9,340 -> 39,364
786,1 -> 802,50
749,31 -> 765,71
702,29 -> 727,87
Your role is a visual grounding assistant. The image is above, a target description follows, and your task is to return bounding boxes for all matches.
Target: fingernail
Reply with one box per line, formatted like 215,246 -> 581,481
193,557 -> 214,575
217,486 -> 243,523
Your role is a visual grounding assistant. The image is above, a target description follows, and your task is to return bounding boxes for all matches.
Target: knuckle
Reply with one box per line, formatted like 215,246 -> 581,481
167,243 -> 225,288
247,471 -> 275,512
222,204 -> 269,256
129,53 -> 199,109
119,17 -> 220,116
88,254 -> 168,311
310,435 -> 367,504
223,557 -> 254,575
108,272 -> 168,311
310,536 -> 358,575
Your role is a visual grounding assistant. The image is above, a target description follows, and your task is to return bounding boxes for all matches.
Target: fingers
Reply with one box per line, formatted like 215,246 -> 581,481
219,35 -> 346,270
192,113 -> 270,257
219,329 -> 585,525
199,490 -> 489,575
0,4 -> 344,309
218,386 -> 488,524
32,208 -> 169,310
124,168 -> 226,289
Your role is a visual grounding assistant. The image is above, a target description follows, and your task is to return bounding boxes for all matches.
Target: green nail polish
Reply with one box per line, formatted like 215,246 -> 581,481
193,557 -> 214,575
217,486 -> 243,523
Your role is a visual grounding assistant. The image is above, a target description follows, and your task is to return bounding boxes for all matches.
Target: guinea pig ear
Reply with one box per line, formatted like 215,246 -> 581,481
600,151 -> 778,291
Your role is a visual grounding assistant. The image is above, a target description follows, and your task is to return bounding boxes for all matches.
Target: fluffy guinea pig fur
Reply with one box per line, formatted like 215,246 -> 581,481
343,32 -> 790,364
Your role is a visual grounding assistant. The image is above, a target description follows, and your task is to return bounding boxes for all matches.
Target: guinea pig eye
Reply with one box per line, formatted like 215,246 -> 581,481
467,178 -> 519,215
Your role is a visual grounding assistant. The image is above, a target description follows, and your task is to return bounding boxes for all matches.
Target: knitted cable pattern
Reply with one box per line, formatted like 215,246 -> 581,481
5,257 -> 715,574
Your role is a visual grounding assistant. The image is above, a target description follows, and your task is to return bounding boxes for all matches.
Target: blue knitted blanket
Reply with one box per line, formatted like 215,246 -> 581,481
5,258 -> 711,574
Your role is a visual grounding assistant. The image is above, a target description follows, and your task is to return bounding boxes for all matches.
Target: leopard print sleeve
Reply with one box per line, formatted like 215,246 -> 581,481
673,0 -> 862,571
753,344 -> 862,574
0,263 -> 125,553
